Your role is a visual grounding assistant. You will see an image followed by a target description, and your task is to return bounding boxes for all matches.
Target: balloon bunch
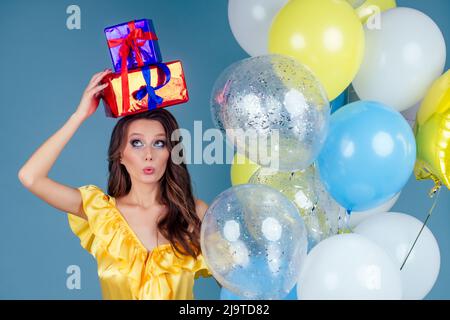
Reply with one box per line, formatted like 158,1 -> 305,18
202,0 -> 448,300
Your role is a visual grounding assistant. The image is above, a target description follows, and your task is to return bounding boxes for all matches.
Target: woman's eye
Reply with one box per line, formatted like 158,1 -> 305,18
153,140 -> 166,148
130,139 -> 143,148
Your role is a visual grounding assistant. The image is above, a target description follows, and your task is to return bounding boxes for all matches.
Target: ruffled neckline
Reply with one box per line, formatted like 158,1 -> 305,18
108,195 -> 174,255
68,184 -> 213,297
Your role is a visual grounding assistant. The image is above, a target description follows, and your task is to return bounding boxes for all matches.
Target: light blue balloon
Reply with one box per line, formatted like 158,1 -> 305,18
317,101 -> 416,212
217,255 -> 298,300
330,88 -> 348,114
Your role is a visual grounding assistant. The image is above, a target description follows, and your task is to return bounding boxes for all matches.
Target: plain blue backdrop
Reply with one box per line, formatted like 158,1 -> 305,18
0,0 -> 448,299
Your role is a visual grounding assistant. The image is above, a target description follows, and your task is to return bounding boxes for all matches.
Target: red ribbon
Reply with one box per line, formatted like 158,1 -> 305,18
107,21 -> 158,114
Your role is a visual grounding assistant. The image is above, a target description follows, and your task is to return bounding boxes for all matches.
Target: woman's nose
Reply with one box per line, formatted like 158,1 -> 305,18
145,147 -> 153,161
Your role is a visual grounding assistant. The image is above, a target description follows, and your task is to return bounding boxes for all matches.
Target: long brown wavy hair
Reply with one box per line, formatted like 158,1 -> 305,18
106,109 -> 201,259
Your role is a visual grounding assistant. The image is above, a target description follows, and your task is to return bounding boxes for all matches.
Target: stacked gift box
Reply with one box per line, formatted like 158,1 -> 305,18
101,19 -> 189,118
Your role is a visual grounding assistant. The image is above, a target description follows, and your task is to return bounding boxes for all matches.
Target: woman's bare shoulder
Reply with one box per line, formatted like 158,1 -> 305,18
195,198 -> 209,221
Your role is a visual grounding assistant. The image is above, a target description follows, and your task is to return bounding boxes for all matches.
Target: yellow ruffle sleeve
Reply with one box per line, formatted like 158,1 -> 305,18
67,185 -> 212,300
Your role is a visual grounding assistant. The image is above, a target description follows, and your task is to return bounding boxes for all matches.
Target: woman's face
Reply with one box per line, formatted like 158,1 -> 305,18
120,119 -> 170,184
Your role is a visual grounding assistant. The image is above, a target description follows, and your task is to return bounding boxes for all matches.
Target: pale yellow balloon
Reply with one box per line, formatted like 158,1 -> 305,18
230,153 -> 260,186
414,70 -> 450,190
269,0 -> 365,100
354,0 -> 397,24
346,0 -> 366,8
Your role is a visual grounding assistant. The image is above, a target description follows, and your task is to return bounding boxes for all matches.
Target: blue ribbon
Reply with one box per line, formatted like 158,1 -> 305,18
134,63 -> 172,110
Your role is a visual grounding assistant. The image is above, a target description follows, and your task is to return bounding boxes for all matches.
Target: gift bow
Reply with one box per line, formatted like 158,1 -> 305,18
107,21 -> 158,69
134,63 -> 172,110
107,21 -> 161,113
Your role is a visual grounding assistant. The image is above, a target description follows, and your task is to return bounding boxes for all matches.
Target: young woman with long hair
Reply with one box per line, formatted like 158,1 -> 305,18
18,69 -> 212,299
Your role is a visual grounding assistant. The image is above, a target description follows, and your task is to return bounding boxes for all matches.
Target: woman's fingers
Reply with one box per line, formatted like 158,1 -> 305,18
88,69 -> 112,90
88,70 -> 105,85
90,69 -> 111,87
91,82 -> 109,96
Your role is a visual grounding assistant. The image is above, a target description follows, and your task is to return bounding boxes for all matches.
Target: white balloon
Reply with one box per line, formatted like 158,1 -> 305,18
297,233 -> 402,300
354,212 -> 440,300
349,192 -> 401,229
228,0 -> 288,56
352,7 -> 446,111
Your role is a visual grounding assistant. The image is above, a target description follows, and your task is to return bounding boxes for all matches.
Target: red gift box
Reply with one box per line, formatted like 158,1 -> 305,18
101,60 -> 189,118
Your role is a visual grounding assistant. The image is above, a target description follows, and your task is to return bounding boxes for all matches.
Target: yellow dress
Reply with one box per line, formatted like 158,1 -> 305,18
67,184 -> 212,300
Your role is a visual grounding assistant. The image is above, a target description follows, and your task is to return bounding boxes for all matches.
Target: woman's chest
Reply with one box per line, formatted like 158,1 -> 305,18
116,204 -> 170,250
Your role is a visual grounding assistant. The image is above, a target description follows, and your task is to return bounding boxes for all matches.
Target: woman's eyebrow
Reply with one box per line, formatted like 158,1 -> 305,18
129,133 -> 166,138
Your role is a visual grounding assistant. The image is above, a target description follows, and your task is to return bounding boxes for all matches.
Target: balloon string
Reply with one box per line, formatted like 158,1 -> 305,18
400,185 -> 441,271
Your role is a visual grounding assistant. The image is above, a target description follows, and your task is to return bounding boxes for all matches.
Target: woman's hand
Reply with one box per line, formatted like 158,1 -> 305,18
74,69 -> 112,121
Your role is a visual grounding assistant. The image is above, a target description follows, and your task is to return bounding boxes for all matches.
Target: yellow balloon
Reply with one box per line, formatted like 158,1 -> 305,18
269,0 -> 365,100
346,0 -> 366,8
354,0 -> 397,24
230,153 -> 260,186
414,70 -> 450,190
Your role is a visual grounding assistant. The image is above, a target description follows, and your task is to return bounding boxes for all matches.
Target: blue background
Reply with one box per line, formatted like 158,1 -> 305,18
0,0 -> 448,299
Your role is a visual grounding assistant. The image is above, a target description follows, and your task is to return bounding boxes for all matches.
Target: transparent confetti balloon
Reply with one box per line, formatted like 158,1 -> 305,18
201,184 -> 308,299
249,165 -> 350,248
211,54 -> 330,171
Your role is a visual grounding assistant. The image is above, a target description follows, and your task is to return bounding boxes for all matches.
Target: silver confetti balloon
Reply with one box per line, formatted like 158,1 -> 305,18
201,184 -> 308,300
249,165 -> 350,248
211,54 -> 330,171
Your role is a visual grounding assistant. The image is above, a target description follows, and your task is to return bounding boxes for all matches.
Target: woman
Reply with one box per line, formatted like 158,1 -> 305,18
18,69 -> 213,299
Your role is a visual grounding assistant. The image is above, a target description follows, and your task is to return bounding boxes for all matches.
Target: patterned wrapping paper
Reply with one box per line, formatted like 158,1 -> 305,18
104,19 -> 162,73
101,60 -> 189,118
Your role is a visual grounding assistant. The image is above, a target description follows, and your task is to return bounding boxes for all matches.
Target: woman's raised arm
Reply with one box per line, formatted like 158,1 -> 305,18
17,69 -> 111,219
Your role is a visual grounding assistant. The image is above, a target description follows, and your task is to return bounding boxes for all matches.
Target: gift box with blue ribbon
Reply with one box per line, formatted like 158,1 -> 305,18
101,19 -> 189,118
101,60 -> 189,118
